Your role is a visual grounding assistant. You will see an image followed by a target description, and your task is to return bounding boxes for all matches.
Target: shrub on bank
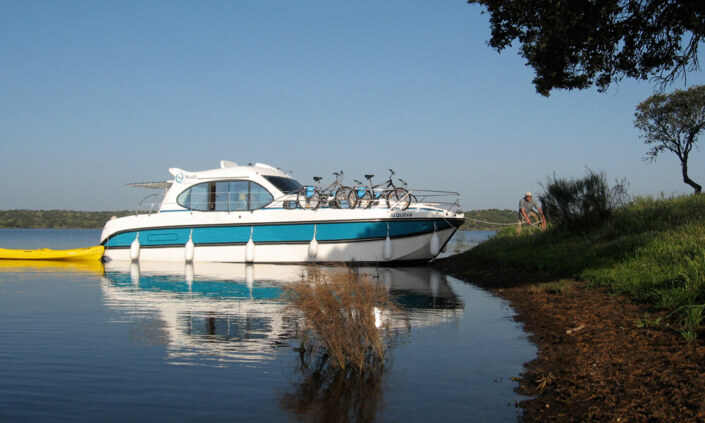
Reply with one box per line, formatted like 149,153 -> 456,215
539,169 -> 629,232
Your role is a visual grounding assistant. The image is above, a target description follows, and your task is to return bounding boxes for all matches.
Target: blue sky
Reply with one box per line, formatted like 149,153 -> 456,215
1,0 -> 704,211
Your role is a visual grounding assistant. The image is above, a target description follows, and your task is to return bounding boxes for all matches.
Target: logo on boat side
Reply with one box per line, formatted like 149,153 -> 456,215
175,172 -> 184,183
391,212 -> 412,218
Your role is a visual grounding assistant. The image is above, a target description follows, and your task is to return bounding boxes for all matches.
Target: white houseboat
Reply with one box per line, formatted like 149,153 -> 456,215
100,161 -> 464,263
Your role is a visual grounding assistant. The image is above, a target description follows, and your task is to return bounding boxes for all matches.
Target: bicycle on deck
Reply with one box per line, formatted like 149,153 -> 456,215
352,169 -> 413,210
296,171 -> 356,210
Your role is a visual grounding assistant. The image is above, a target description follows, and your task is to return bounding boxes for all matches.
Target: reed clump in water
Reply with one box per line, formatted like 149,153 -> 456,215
283,266 -> 398,373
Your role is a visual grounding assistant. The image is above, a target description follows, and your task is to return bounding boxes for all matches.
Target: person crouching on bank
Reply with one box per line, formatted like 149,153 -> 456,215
517,191 -> 547,234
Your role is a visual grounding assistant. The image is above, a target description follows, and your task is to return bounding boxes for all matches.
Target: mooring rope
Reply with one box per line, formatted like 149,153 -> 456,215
463,216 -> 517,227
435,213 -> 546,232
463,216 -> 546,228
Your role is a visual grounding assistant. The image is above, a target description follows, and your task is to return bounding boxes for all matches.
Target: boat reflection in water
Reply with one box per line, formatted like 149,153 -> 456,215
101,261 -> 463,367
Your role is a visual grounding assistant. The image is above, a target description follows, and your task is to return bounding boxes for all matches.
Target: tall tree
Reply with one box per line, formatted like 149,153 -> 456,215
469,0 -> 704,96
634,85 -> 705,194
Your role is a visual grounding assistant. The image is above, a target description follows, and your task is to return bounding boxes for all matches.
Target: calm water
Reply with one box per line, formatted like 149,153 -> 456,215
0,229 -> 535,422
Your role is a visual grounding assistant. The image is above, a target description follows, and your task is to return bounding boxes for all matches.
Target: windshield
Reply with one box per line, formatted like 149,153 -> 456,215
263,176 -> 302,194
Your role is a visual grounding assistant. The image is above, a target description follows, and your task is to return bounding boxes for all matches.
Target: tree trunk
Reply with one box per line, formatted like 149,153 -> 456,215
681,160 -> 702,194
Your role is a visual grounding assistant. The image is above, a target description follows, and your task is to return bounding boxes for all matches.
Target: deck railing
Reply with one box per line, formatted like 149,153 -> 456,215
397,190 -> 461,213
135,190 -> 461,214
136,193 -> 165,215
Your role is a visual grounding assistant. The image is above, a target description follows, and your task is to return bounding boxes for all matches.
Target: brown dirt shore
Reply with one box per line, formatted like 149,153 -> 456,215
432,255 -> 705,422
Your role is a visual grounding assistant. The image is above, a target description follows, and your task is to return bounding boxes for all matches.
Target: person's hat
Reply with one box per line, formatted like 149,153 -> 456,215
525,191 -> 532,197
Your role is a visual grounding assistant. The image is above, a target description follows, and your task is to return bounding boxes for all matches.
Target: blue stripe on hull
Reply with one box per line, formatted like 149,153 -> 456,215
104,219 -> 460,249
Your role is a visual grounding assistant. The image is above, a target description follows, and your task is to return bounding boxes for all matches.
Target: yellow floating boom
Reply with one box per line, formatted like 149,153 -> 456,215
0,245 -> 104,261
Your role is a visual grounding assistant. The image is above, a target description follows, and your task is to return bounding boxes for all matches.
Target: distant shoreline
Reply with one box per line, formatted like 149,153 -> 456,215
0,210 -> 132,229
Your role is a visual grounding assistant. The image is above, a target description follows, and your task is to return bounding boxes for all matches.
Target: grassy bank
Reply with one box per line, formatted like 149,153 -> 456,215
463,194 -> 705,341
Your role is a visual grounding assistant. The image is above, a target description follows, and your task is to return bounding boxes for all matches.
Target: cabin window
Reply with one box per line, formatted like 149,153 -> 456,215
177,183 -> 210,211
228,181 -> 249,211
177,180 -> 273,211
250,183 -> 274,209
263,175 -> 302,194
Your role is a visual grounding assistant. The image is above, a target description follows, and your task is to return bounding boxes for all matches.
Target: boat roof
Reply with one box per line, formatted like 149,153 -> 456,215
128,161 -> 292,190
167,161 -> 291,182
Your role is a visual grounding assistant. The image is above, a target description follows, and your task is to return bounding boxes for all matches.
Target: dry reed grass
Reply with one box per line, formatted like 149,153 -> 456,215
282,266 -> 398,373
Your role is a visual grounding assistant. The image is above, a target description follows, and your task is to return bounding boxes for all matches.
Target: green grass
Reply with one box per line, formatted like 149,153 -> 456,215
465,194 -> 705,342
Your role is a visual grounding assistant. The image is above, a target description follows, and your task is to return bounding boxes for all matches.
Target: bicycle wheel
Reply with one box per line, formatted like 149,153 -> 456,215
386,188 -> 411,210
355,187 -> 373,209
334,186 -> 356,209
297,187 -> 321,210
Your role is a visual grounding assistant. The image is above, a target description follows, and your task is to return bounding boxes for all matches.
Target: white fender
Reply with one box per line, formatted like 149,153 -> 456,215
308,238 -> 319,259
383,235 -> 393,260
383,223 -> 393,260
130,233 -> 140,261
430,223 -> 440,256
308,225 -> 318,259
184,230 -> 195,262
245,227 -> 255,262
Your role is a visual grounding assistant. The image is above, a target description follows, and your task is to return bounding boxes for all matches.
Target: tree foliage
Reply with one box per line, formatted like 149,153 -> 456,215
635,85 -> 705,194
468,0 -> 704,96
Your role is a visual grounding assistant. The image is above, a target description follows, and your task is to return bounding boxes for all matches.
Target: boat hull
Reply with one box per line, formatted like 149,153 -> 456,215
101,208 -> 463,264
102,227 -> 457,263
